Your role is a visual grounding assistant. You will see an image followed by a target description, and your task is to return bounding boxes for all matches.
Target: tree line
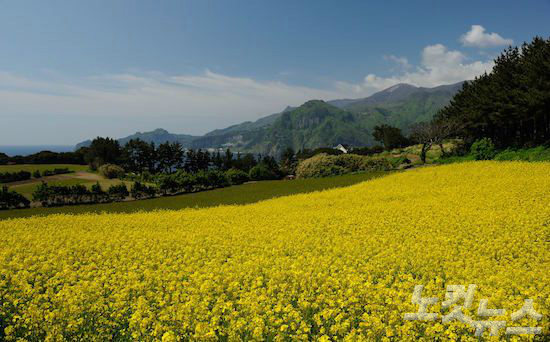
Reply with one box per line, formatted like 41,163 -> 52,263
434,36 -> 550,148
361,36 -> 550,163
0,168 -> 73,184
81,137 -> 289,178
0,186 -> 30,210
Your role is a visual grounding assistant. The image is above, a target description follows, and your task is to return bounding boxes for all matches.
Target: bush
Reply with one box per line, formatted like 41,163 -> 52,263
32,170 -> 41,178
296,154 -> 347,178
334,154 -> 364,172
296,153 -> 394,179
350,145 -> 384,156
90,182 -> 109,203
0,171 -> 31,183
470,138 -> 496,160
359,157 -> 393,171
42,168 -> 72,177
157,174 -> 180,195
494,146 -> 550,162
107,183 -> 129,201
131,182 -> 157,200
249,164 -> 279,181
204,170 -> 230,189
99,164 -> 125,179
0,186 -> 30,210
226,168 -> 250,185
388,156 -> 411,168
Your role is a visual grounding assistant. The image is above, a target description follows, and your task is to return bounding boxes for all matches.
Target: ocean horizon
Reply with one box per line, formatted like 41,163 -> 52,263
0,145 -> 75,157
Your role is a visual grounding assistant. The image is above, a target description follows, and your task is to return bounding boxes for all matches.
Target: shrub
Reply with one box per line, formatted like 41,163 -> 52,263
0,186 -> 30,210
42,168 -> 72,177
349,145 -> 384,156
90,182 -> 109,203
173,172 -> 195,193
107,183 -> 129,201
494,146 -> 550,162
99,164 -> 126,179
388,156 -> 411,168
204,170 -> 230,188
157,174 -> 180,195
297,153 -> 395,179
470,138 -> 496,160
335,154 -> 364,172
226,168 -> 250,185
32,170 -> 41,178
0,171 -> 31,183
130,182 -> 157,200
249,164 -> 279,181
360,157 -> 393,171
296,154 -> 347,178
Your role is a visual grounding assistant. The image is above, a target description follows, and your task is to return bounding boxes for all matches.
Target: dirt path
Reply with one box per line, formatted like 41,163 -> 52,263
71,172 -> 103,181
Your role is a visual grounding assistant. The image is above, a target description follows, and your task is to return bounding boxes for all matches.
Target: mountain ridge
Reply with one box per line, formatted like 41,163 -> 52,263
75,81 -> 464,155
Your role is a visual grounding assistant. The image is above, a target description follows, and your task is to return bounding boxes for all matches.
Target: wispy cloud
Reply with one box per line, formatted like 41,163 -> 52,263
1,25 -> 502,144
0,70 -> 348,142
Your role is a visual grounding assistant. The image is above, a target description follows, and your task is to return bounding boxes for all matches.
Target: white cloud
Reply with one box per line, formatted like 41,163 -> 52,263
460,25 -> 513,48
336,44 -> 494,96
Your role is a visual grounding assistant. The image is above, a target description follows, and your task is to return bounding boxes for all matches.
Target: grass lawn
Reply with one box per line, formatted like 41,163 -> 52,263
0,164 -> 89,173
0,171 -> 388,220
8,178 -> 133,199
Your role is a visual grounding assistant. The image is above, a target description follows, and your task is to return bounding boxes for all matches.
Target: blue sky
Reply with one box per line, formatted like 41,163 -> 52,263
1,0 -> 549,145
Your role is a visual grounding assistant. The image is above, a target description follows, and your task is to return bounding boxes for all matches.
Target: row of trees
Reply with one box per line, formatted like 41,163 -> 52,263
32,182 -> 130,207
0,186 -> 30,210
435,36 -> 550,148
0,150 -> 86,165
0,168 -> 73,184
31,167 -> 260,207
0,171 -> 31,184
83,137 -> 277,176
358,37 -> 550,163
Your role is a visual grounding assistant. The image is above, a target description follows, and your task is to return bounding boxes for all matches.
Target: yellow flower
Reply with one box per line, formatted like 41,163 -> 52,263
0,162 -> 548,340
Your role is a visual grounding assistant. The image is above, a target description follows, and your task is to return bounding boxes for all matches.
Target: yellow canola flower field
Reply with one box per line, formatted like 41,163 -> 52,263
0,162 -> 549,341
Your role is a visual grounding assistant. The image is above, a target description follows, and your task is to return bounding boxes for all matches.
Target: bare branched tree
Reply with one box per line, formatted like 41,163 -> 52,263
410,119 -> 462,163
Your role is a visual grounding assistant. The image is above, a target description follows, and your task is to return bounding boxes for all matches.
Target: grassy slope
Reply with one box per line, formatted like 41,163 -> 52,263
0,164 -> 88,173
0,171 -> 386,220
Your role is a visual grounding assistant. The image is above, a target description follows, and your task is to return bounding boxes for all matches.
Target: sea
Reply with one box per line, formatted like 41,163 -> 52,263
0,145 -> 75,157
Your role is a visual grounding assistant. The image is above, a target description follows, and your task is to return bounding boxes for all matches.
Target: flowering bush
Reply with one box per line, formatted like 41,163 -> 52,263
98,163 -> 125,179
296,153 -> 393,178
0,162 -> 548,340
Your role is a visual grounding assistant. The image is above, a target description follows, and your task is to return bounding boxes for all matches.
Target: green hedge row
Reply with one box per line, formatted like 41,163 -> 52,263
0,171 -> 31,183
0,186 -> 30,210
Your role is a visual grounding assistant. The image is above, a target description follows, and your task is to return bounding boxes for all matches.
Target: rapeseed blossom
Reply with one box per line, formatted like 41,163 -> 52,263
0,162 -> 548,340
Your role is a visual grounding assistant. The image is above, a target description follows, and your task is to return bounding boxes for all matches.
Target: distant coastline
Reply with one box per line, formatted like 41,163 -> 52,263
0,145 -> 74,157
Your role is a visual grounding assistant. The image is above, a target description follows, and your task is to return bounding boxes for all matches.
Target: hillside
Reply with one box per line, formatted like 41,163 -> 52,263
330,82 -> 464,128
75,82 -> 463,155
199,100 -> 375,155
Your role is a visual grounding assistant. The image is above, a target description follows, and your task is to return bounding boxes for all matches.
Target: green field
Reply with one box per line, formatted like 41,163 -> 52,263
0,164 -> 89,173
8,178 -> 133,199
0,171 -> 387,220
